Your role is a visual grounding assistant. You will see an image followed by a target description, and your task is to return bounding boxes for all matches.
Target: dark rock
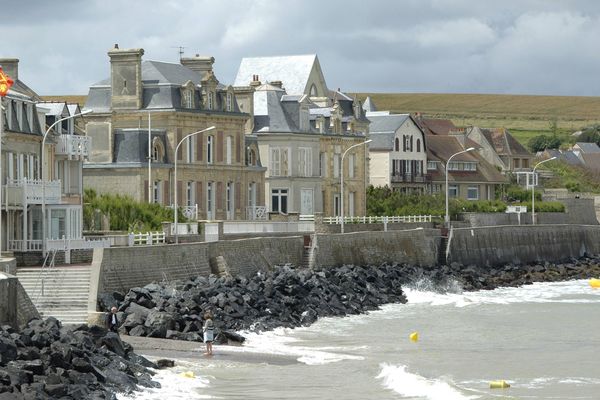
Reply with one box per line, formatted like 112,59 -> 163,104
0,336 -> 17,366
156,359 -> 175,369
100,332 -> 126,357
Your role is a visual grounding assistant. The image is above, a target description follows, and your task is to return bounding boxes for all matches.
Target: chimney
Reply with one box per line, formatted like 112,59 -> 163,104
108,45 -> 144,110
270,80 -> 283,89
0,58 -> 19,81
180,54 -> 214,76
249,74 -> 261,87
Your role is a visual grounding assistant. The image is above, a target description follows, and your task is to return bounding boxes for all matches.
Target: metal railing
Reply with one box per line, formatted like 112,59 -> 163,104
390,173 -> 429,183
323,215 -> 433,224
246,206 -> 268,220
128,231 -> 166,246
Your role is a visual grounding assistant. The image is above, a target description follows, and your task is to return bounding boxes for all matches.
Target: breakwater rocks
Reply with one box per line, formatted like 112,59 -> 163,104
101,264 -> 410,339
100,256 -> 600,342
0,317 -> 159,399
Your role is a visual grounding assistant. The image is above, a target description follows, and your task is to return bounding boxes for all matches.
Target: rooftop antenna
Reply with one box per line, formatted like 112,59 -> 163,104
170,46 -> 186,60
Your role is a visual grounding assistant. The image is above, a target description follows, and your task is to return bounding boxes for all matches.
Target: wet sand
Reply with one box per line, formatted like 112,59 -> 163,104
121,335 -> 298,366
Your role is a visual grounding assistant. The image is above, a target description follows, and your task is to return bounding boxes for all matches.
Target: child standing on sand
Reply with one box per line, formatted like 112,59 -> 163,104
203,312 -> 214,356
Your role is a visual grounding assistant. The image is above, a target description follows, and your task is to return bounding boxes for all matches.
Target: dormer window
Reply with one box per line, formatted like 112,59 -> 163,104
182,89 -> 194,109
207,92 -> 214,110
151,138 -> 165,162
309,84 -> 317,97
226,92 -> 233,112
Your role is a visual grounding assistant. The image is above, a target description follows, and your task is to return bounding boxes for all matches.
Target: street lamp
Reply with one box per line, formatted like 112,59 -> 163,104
174,126 -> 215,244
445,147 -> 475,228
42,109 -> 92,256
531,156 -> 557,225
340,139 -> 372,234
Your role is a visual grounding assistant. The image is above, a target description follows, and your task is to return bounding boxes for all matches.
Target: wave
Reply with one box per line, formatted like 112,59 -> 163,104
238,327 -> 364,365
117,364 -> 211,400
404,279 -> 600,308
377,363 -> 477,400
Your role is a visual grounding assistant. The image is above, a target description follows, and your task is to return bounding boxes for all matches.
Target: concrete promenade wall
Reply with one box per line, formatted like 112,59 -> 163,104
315,228 -> 439,268
94,236 -> 304,294
0,272 -> 40,328
447,224 -> 600,267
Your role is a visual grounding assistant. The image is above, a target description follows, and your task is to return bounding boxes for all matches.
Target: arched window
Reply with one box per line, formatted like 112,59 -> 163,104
151,138 -> 164,162
395,138 -> 400,152
309,84 -> 317,97
247,148 -> 257,166
416,139 -> 421,152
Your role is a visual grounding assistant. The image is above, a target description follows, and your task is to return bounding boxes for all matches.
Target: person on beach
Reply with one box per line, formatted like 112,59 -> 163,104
106,306 -> 119,333
203,312 -> 214,356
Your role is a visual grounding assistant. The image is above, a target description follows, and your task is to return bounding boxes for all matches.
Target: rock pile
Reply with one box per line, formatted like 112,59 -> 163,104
101,264 -> 410,340
100,256 -> 600,342
0,317 -> 159,399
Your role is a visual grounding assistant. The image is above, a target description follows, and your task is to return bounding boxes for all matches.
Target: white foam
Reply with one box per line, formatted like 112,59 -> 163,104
238,327 -> 364,365
404,279 -> 600,308
377,363 -> 477,400
117,367 -> 211,400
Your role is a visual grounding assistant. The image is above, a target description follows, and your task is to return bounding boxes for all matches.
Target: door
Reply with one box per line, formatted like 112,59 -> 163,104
300,189 -> 313,216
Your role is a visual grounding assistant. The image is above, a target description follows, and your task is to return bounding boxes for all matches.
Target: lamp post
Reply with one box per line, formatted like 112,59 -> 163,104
445,147 -> 475,228
340,139 -> 371,234
531,156 -> 556,225
174,126 -> 215,244
42,109 -> 92,256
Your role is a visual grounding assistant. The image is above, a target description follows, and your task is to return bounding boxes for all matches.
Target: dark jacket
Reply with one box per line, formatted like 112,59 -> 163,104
106,312 -> 119,332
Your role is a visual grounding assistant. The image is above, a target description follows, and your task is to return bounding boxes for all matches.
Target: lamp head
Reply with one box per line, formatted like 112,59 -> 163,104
466,147 -> 475,152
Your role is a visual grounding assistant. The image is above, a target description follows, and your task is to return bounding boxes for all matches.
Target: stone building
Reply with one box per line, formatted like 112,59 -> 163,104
83,45 -> 266,221
0,58 -> 91,256
234,55 -> 370,217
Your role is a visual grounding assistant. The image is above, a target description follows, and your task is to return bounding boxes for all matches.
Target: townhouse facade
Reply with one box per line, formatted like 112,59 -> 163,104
83,46 -> 266,221
234,55 -> 370,217
0,58 -> 91,255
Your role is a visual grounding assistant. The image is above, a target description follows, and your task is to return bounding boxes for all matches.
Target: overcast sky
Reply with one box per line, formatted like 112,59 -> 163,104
2,0 -> 600,96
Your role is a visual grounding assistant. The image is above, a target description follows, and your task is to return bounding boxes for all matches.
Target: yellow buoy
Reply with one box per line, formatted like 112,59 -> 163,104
180,371 -> 195,379
409,332 -> 419,342
489,380 -> 510,389
589,278 -> 600,288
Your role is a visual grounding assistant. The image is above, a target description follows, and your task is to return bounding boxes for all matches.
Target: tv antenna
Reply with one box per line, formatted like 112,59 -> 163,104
171,46 -> 186,60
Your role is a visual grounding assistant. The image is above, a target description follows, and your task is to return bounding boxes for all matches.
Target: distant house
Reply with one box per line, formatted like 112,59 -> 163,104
425,135 -> 506,200
573,142 -> 600,154
415,115 -> 458,135
464,127 -> 533,173
368,114 -> 428,193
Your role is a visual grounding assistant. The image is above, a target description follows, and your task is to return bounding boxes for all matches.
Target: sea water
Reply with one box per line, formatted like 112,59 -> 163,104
121,279 -> 600,399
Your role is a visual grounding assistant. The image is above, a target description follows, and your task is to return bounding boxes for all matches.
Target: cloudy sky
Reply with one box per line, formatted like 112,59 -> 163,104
2,0 -> 600,96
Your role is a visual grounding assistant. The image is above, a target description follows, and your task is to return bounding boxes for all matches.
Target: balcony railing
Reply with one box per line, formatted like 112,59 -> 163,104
5,179 -> 62,205
8,239 -> 43,252
246,206 -> 268,220
391,173 -> 430,183
55,134 -> 91,159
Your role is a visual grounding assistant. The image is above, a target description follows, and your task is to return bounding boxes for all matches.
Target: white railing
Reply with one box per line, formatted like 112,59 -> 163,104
299,214 -> 315,221
205,223 -> 219,242
246,206 -> 268,220
46,237 -> 111,251
223,221 -> 315,235
181,205 -> 198,220
55,134 -> 92,159
5,179 -> 62,205
323,215 -> 433,224
128,231 -> 166,246
8,239 -> 43,251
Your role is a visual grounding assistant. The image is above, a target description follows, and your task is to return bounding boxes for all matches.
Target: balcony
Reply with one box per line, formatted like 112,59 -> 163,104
55,134 -> 91,160
391,173 -> 430,183
5,179 -> 62,205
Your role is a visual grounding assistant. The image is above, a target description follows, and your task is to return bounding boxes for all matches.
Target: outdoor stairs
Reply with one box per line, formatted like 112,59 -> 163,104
16,265 -> 91,325
301,247 -> 311,268
438,235 -> 448,266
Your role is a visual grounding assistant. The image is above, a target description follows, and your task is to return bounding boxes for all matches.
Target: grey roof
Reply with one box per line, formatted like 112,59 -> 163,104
368,114 -> 411,133
234,54 -> 319,95
369,132 -> 395,150
142,61 -> 203,85
113,129 -> 169,164
575,142 -> 600,153
253,85 -> 299,133
36,102 -> 68,117
362,96 -> 377,112
561,150 -> 584,165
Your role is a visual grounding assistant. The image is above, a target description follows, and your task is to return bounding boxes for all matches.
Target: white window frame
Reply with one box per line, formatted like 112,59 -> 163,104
207,135 -> 214,164
448,184 -> 459,198
226,182 -> 234,219
208,92 -> 214,110
226,136 -> 232,165
226,92 -> 233,112
186,135 -> 195,163
467,186 -> 479,200
333,153 -> 340,178
320,152 -> 327,177
271,188 -> 288,213
349,153 -> 355,179
298,147 -> 312,177
187,181 -> 195,206
206,181 -> 214,218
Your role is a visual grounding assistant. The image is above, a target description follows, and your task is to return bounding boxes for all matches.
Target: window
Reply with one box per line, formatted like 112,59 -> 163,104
182,89 -> 194,108
319,152 -> 327,177
309,84 -> 317,97
427,161 -> 437,171
298,147 -> 312,177
271,189 -> 288,213
226,182 -> 234,219
207,92 -> 214,110
333,194 -> 340,216
207,182 -> 214,218
448,185 -> 459,198
448,162 -> 476,171
248,182 -> 256,207
226,136 -> 232,165
333,153 -> 340,178
186,135 -> 195,163
467,186 -> 479,200
152,139 -> 164,162
153,180 -> 162,204
395,138 -> 400,152
416,139 -> 421,152
522,158 -> 529,169
207,135 -> 214,164
226,92 -> 233,112
270,147 -> 289,176
349,154 -> 355,178
247,148 -> 256,166
187,181 -> 195,206
348,192 -> 355,217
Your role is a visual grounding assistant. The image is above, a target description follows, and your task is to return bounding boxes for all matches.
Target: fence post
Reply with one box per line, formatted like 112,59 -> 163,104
128,233 -> 134,247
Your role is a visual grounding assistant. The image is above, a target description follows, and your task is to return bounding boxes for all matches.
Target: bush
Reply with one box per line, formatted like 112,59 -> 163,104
528,134 -> 562,152
505,185 -> 541,202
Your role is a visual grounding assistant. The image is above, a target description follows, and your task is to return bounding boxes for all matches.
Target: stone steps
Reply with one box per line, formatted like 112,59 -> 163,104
17,266 -> 91,326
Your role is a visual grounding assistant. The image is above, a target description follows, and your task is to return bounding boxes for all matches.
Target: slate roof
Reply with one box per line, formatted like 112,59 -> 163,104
575,142 -> 600,153
234,55 -> 321,95
369,114 -> 410,133
253,84 -> 303,133
36,102 -> 69,117
426,134 -> 506,184
113,128 -> 169,164
581,153 -> 600,171
480,128 -> 531,157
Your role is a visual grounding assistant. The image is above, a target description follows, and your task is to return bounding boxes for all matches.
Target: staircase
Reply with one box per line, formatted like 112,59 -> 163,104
16,265 -> 91,325
438,235 -> 448,266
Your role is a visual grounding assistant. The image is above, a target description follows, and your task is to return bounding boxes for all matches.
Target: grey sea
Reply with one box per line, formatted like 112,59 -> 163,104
120,279 -> 600,399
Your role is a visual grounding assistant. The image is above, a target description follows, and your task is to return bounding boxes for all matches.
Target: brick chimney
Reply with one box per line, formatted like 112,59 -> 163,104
180,54 -> 214,76
0,58 -> 19,81
270,80 -> 283,89
249,74 -> 261,87
108,44 -> 144,110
